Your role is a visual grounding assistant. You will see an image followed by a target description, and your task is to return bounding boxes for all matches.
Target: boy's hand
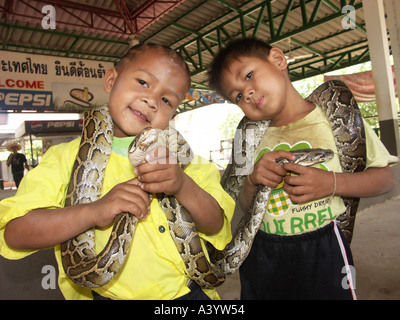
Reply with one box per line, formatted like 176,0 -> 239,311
248,150 -> 296,188
134,146 -> 186,196
282,163 -> 335,204
92,178 -> 151,228
135,146 -> 224,234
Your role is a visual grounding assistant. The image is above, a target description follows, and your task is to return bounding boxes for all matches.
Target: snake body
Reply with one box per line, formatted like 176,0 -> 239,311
306,81 -> 366,243
208,148 -> 334,274
61,80 -> 366,288
60,106 -> 137,287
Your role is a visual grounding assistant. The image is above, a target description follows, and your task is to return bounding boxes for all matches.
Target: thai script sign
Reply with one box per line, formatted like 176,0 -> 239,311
0,51 -> 113,112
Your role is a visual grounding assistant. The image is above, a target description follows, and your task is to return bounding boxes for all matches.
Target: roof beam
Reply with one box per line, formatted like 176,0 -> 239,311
289,42 -> 374,80
322,0 -> 366,33
165,0 -> 365,89
33,0 -> 121,17
276,0 -> 294,38
290,37 -> 328,59
113,0 -> 136,34
1,0 -> 185,37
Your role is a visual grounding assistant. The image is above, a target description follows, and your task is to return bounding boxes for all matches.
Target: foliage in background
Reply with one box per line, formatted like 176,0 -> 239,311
219,110 -> 244,141
23,140 -> 43,166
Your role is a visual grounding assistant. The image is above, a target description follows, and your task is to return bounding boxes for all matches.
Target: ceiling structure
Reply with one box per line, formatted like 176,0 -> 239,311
0,0 -> 387,113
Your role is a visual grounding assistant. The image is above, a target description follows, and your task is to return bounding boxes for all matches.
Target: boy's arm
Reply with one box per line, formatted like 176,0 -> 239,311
175,174 -> 224,234
24,160 -> 30,170
335,166 -> 395,198
282,163 -> 395,204
5,178 -> 150,250
5,204 -> 97,250
135,146 -> 224,235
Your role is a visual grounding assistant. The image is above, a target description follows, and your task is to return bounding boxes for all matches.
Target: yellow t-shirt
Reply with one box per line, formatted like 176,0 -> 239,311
254,106 -> 399,236
0,136 -> 235,300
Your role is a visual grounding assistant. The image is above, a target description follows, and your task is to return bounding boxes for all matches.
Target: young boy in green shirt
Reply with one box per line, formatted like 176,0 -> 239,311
209,37 -> 398,299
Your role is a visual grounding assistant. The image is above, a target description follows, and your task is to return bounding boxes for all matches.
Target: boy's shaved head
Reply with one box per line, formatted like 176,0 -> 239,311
208,37 -> 273,99
116,43 -> 191,93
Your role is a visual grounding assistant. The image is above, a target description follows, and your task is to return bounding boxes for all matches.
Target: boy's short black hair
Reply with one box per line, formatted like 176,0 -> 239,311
116,43 -> 191,93
208,37 -> 273,99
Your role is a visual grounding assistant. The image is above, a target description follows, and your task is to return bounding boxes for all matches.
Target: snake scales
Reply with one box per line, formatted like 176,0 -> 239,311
61,80 -> 366,289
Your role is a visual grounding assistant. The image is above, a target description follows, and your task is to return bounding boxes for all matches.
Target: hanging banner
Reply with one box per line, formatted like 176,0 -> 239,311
0,51 -> 113,112
324,66 -> 397,103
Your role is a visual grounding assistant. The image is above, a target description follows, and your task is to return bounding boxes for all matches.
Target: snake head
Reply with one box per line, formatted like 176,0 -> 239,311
128,126 -> 193,168
276,148 -> 334,166
128,127 -> 165,167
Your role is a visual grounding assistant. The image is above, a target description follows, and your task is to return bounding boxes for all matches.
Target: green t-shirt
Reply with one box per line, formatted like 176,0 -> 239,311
254,106 -> 399,236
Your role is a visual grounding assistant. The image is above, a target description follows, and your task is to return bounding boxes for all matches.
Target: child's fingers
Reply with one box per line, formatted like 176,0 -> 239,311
94,185 -> 151,227
115,197 -> 150,219
283,164 -> 312,188
125,177 -> 143,187
137,167 -> 168,183
283,178 -> 312,204
254,158 -> 287,183
138,167 -> 184,195
283,166 -> 334,204
282,162 -> 308,175
141,181 -> 169,194
145,146 -> 177,165
272,150 -> 297,162
134,161 -> 163,176
286,193 -> 310,204
112,183 -> 151,213
145,146 -> 164,162
255,170 -> 285,188
283,180 -> 304,194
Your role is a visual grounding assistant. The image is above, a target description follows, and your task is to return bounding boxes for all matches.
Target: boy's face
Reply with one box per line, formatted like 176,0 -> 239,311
220,48 -> 289,122
104,48 -> 189,137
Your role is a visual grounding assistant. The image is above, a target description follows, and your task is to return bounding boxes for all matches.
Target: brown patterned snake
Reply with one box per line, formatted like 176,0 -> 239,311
61,80 -> 366,288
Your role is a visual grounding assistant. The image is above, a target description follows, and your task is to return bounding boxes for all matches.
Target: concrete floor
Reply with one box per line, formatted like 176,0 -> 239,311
1,189 -> 399,300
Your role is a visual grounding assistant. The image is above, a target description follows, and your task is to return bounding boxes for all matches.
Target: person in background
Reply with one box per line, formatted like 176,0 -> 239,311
6,142 -> 30,188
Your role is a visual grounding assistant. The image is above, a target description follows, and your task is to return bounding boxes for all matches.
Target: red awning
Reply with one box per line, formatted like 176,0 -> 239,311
324,66 -> 397,103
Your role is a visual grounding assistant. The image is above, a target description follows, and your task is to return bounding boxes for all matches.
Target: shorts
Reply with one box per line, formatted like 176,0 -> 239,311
239,221 -> 356,300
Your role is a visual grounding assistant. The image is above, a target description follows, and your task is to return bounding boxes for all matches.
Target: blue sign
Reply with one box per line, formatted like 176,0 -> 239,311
0,88 -> 54,111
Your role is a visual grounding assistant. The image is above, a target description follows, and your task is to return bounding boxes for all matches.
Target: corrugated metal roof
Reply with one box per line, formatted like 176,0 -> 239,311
0,0 -> 388,112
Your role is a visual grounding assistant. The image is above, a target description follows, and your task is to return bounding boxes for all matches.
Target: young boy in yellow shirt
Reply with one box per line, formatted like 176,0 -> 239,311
0,44 -> 235,300
209,37 -> 398,299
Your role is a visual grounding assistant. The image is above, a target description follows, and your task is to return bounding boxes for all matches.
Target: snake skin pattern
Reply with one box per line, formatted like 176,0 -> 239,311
306,81 -> 366,243
61,80 -> 366,288
60,106 -> 137,287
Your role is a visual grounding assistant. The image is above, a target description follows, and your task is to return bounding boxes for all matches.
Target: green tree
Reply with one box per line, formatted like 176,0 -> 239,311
219,110 -> 244,140
23,140 -> 43,167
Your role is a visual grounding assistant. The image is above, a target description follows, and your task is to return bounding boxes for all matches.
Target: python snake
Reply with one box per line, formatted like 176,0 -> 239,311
61,80 -> 365,288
